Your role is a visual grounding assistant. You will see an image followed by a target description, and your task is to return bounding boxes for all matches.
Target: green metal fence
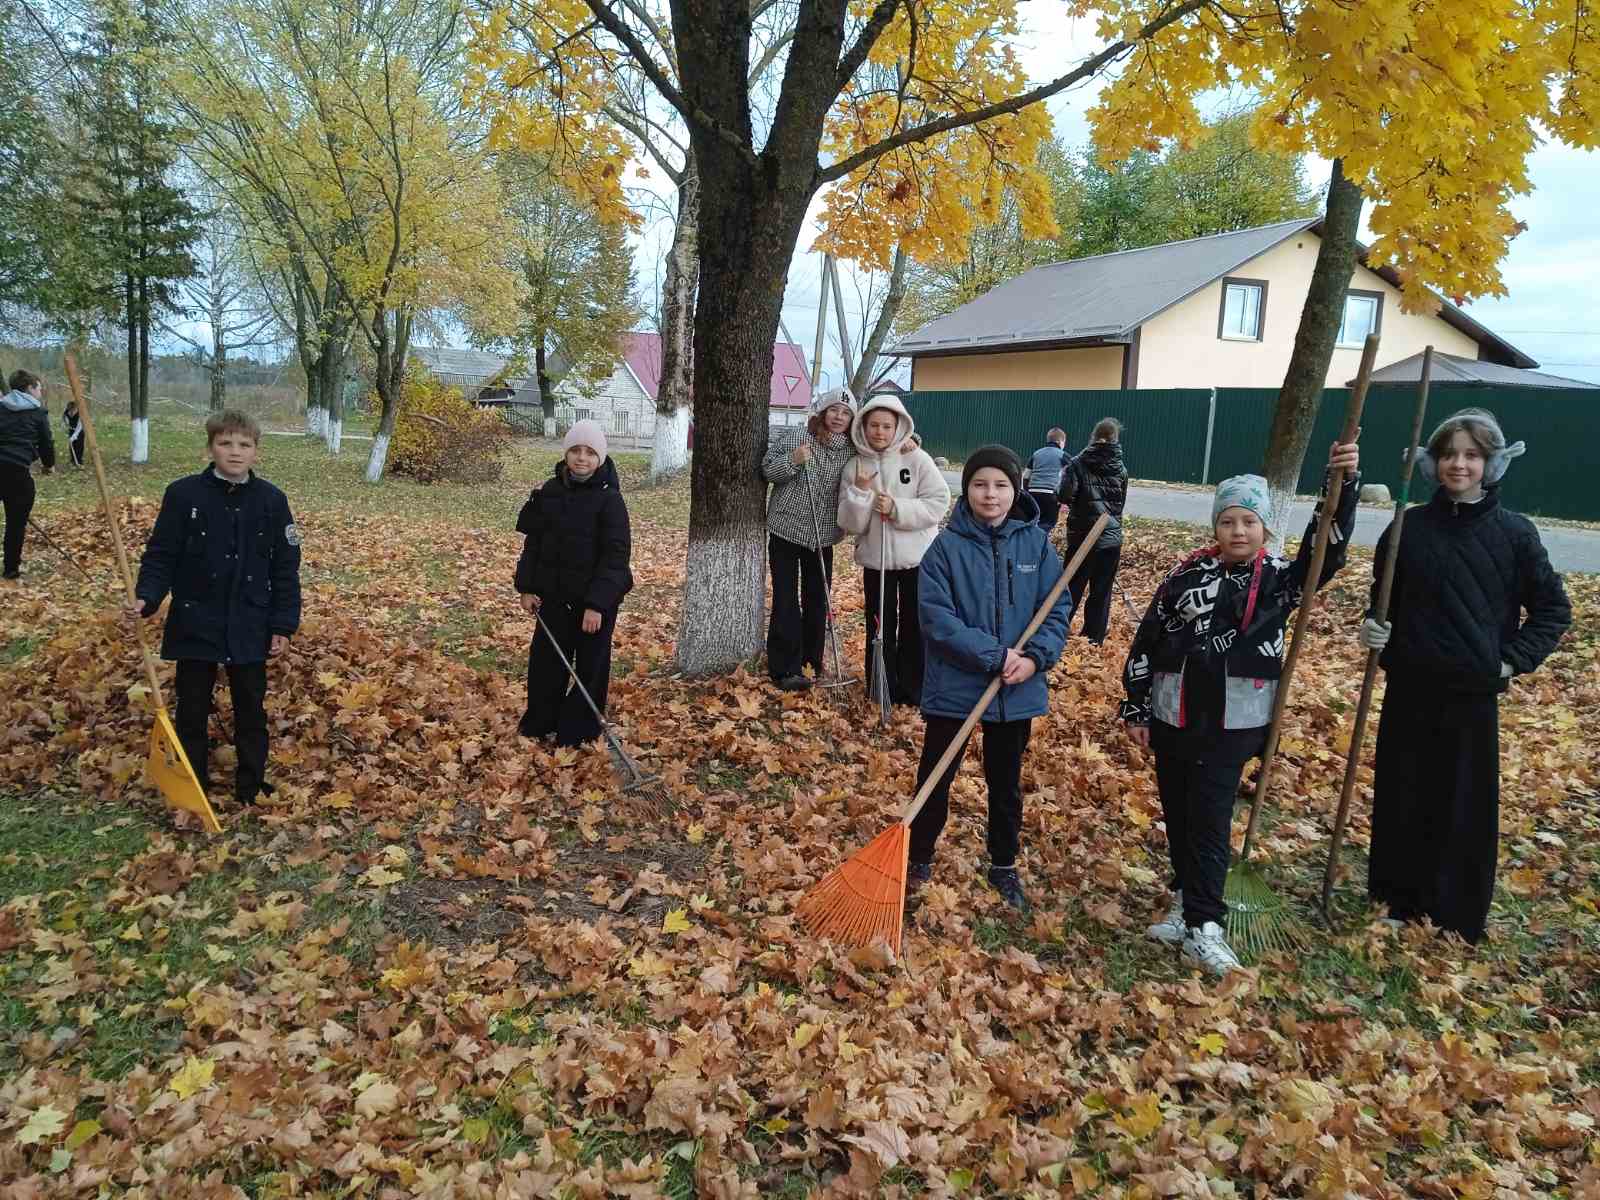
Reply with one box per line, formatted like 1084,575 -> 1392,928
904,384 -> 1600,521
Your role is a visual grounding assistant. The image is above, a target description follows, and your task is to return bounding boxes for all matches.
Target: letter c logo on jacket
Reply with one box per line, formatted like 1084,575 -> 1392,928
899,467 -> 912,485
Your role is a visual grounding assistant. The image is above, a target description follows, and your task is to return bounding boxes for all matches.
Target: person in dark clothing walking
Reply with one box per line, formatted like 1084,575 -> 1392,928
516,420 -> 633,747
761,389 -> 856,690
128,410 -> 302,806
1122,441 -> 1360,975
910,445 -> 1072,914
1059,417 -> 1129,643
62,397 -> 85,467
1024,428 -> 1069,533
0,369 -> 56,580
1360,409 -> 1570,944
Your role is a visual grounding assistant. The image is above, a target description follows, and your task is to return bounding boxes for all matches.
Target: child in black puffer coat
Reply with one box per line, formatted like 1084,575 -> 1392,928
515,420 -> 633,746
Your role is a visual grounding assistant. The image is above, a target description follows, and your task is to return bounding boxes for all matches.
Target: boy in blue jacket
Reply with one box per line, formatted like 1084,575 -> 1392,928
127,411 -> 302,806
910,445 -> 1072,913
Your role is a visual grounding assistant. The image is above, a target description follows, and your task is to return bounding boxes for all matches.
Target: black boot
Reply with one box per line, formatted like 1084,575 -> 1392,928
986,866 -> 1029,913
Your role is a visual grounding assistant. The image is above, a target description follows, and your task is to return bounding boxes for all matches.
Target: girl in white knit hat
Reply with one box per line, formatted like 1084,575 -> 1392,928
1120,438 -> 1359,975
514,420 -> 634,745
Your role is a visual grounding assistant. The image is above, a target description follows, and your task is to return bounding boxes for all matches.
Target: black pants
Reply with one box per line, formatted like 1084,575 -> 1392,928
863,566 -> 924,705
1368,679 -> 1500,943
767,534 -> 833,681
1029,491 -> 1060,533
523,601 -> 616,747
1,464 -> 35,576
174,659 -> 269,804
1151,722 -> 1249,928
1066,538 -> 1122,644
909,715 -> 1032,867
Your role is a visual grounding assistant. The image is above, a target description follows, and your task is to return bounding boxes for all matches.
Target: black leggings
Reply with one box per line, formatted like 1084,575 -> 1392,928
767,534 -> 833,681
1151,722 -> 1249,928
523,601 -> 616,747
909,715 -> 1032,867
0,464 -> 35,576
174,659 -> 270,803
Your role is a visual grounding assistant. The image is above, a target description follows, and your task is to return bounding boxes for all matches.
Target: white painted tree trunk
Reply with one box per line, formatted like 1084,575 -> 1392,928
1267,481 -> 1295,555
325,417 -> 342,455
675,529 -> 767,674
650,406 -> 691,482
543,417 -> 556,438
130,417 -> 149,464
364,432 -> 389,483
306,405 -> 326,438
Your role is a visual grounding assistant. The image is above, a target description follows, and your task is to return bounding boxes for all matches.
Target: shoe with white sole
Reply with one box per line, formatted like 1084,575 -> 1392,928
1181,921 -> 1242,976
1146,891 -> 1185,945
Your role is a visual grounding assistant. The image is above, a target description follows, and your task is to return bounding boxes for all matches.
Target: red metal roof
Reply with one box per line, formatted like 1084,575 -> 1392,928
621,331 -> 811,409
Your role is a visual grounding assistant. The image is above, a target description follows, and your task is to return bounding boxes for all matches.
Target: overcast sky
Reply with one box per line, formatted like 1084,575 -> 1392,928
756,8 -> 1600,389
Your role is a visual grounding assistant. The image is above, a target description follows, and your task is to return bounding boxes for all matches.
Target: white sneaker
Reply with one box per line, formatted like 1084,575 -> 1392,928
1181,921 -> 1242,976
1146,891 -> 1185,944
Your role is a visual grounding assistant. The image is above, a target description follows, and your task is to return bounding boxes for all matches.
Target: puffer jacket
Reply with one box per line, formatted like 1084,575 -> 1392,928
836,395 -> 951,571
1060,440 -> 1128,550
135,468 -> 302,664
1120,472 -> 1359,728
1373,487 -> 1570,694
918,493 -> 1071,723
0,389 -> 55,470
514,457 -> 633,611
762,424 -> 852,550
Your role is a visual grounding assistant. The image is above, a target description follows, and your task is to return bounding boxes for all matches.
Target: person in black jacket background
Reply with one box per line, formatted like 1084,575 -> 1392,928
1059,417 -> 1128,643
128,410 -> 302,806
0,369 -> 57,580
515,419 -> 633,746
1360,409 -> 1571,944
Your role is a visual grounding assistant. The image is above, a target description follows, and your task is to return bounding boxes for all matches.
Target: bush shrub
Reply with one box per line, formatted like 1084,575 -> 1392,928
386,365 -> 514,484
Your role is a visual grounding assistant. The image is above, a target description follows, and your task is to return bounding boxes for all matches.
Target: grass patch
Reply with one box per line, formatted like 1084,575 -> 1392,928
1,634 -> 40,664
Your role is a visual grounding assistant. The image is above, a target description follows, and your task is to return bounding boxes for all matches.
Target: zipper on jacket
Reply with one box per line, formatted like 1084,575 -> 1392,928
1007,559 -> 1015,605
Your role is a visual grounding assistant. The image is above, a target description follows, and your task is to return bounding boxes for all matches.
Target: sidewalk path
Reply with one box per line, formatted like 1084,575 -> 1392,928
941,473 -> 1600,574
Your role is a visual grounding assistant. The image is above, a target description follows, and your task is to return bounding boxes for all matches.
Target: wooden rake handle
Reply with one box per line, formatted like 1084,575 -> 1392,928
65,353 -> 166,713
1239,332 -> 1378,862
898,512 -> 1108,827
1322,344 -> 1435,915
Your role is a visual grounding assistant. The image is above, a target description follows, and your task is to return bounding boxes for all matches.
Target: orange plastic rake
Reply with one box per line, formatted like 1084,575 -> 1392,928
797,514 -> 1108,955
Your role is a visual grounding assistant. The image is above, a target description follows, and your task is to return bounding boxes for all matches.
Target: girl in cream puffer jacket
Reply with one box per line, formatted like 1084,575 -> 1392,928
837,395 -> 952,705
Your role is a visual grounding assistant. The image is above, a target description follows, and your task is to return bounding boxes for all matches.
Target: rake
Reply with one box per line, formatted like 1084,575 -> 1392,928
797,513 -> 1108,955
867,453 -> 892,727
1224,334 -> 1376,960
801,450 -> 855,691
534,612 -> 672,816
27,516 -> 92,579
66,352 -> 222,834
1320,345 -> 1435,925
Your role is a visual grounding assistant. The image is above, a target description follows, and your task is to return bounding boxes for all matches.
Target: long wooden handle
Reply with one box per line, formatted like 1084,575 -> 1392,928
899,512 -> 1108,826
65,353 -> 166,711
1322,344 -> 1433,914
1240,333 -> 1377,861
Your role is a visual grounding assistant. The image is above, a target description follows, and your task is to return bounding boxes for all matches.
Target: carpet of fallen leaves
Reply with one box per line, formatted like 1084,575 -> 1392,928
2,469 -> 1599,1200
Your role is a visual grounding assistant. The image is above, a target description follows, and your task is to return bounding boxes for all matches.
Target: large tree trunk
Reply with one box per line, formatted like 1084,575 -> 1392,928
651,163 -> 699,483
849,243 -> 908,399
535,338 -> 557,434
132,276 -> 150,464
1262,158 -> 1362,547
364,309 -> 411,483
322,340 -> 346,454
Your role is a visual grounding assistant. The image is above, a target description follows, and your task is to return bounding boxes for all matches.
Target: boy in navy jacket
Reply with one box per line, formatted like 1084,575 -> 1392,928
911,445 -> 1072,913
127,411 -> 302,805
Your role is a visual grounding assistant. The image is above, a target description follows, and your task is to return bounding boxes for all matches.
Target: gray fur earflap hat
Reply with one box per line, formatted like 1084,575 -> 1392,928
1414,408 -> 1525,486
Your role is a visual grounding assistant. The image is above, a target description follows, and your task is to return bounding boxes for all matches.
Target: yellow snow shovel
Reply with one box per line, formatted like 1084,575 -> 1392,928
65,353 -> 221,834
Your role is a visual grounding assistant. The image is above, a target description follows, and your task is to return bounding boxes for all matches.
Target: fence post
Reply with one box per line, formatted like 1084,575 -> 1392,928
1200,387 -> 1217,484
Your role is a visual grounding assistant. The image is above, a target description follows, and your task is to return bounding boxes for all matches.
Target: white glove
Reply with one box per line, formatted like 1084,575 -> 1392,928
1359,618 -> 1391,650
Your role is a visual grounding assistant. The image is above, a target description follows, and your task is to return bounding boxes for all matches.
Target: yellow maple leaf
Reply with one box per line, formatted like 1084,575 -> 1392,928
662,908 -> 691,934
628,950 -> 670,978
685,823 -> 706,845
790,1022 -> 822,1050
16,1104 -> 68,1146
169,1055 -> 216,1100
1113,1092 -> 1164,1141
361,864 -> 404,887
1195,1032 -> 1227,1056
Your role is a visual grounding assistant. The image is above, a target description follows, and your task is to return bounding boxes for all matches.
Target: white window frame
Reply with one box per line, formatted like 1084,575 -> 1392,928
1217,277 -> 1267,342
1336,290 -> 1384,349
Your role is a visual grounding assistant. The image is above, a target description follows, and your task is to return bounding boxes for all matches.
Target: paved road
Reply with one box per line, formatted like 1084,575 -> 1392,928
941,473 -> 1600,574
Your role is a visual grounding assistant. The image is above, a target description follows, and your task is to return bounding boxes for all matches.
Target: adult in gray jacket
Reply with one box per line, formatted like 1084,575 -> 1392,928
0,369 -> 56,581
761,389 -> 857,691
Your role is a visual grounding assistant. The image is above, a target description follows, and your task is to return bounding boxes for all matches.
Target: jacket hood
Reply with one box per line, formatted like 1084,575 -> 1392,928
2,389 -> 41,412
1078,440 -> 1124,471
558,455 -> 621,491
850,394 -> 915,457
947,491 -> 1039,541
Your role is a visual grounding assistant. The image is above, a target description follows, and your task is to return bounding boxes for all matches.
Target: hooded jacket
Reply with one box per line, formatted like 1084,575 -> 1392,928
135,468 -> 302,664
0,389 -> 56,471
836,395 -> 952,571
1372,487 -> 1570,694
1059,440 -> 1128,550
762,422 -> 853,550
514,456 -> 633,611
918,492 -> 1071,723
